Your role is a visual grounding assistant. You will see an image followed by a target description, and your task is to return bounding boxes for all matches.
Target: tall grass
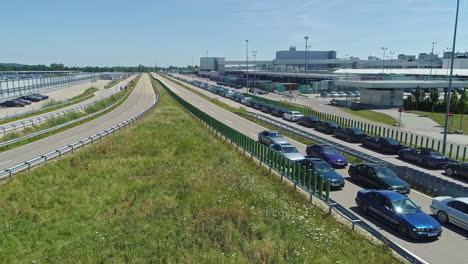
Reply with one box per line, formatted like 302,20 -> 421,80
0,79 -> 399,263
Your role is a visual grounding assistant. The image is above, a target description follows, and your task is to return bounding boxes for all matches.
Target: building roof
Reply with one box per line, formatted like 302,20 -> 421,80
334,68 -> 468,77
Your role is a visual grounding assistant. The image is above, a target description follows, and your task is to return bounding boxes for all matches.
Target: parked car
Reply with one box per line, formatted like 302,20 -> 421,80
430,196 -> 468,231
398,148 -> 449,168
257,89 -> 269,95
283,111 -> 304,122
15,98 -> 32,105
258,130 -> 289,145
0,100 -> 26,107
348,163 -> 410,194
334,127 -> 367,142
241,97 -> 252,105
444,162 -> 468,179
355,190 -> 442,240
19,95 -> 41,102
271,107 -> 288,117
306,144 -> 348,168
261,104 -> 276,113
297,116 -> 321,128
31,94 -> 49,100
245,99 -> 256,107
297,158 -> 345,188
269,143 -> 305,161
253,101 -> 266,110
361,136 -> 404,154
315,121 -> 340,134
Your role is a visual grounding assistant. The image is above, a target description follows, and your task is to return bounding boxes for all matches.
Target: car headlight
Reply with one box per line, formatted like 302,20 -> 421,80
412,228 -> 418,232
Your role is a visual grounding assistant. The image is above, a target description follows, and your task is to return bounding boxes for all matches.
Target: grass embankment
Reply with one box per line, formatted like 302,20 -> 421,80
160,74 -> 248,114
0,79 -> 398,263
340,108 -> 398,126
0,88 -> 99,126
407,110 -> 468,134
0,75 -> 141,152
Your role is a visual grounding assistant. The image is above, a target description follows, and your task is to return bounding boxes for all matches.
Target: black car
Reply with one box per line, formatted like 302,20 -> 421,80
361,136 -> 404,154
0,100 -> 26,107
334,127 -> 367,142
297,158 -> 345,188
31,94 -> 49,100
261,104 -> 276,113
245,99 -> 256,107
445,162 -> 468,180
19,95 -> 41,102
271,107 -> 288,117
234,84 -> 243,89
253,101 -> 266,110
348,164 -> 410,194
297,116 -> 321,128
315,121 -> 340,134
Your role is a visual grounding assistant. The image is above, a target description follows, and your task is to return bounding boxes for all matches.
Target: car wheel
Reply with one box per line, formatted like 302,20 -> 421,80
446,167 -> 455,177
422,160 -> 429,167
347,136 -> 352,142
437,211 -> 449,223
357,201 -> 368,214
398,223 -> 409,237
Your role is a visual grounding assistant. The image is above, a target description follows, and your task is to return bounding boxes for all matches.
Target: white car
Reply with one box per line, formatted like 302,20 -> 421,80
283,111 -> 304,122
430,196 -> 468,231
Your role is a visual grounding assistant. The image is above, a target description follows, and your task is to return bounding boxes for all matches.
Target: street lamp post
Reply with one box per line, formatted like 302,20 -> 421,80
252,50 -> 257,88
381,47 -> 387,74
443,0 -> 460,154
430,42 -> 437,78
389,51 -> 395,75
246,40 -> 249,91
304,36 -> 309,86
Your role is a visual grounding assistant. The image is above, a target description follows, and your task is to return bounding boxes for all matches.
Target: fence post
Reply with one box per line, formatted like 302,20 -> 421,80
325,180 -> 331,202
313,172 -> 318,195
319,175 -> 324,199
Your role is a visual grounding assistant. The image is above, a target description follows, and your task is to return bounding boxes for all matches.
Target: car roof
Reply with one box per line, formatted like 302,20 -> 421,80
316,144 -> 332,147
279,143 -> 294,147
373,190 -> 408,200
302,158 -> 322,162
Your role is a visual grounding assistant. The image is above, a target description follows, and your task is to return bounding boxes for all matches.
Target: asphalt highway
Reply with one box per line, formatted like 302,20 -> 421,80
0,73 -> 155,172
157,73 -> 468,264
173,73 -> 468,188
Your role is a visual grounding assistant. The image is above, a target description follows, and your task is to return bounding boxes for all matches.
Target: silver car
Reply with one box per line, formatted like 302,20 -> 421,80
430,196 -> 468,231
269,143 -> 305,161
258,130 -> 289,145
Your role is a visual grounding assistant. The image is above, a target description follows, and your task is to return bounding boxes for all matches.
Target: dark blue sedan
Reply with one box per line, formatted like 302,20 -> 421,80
398,148 -> 448,168
297,158 -> 345,188
355,190 -> 442,240
306,144 -> 348,168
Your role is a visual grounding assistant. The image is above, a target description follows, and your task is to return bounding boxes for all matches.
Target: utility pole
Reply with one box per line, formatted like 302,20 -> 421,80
304,36 -> 309,86
430,42 -> 437,78
246,40 -> 249,91
389,51 -> 395,75
443,0 -> 460,154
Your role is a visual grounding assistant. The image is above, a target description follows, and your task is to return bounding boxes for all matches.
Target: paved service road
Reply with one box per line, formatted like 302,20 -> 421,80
0,75 -> 138,132
0,73 -> 155,172
157,73 -> 468,264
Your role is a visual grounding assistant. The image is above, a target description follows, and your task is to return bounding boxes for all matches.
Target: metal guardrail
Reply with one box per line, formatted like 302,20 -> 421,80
158,74 -> 423,264
0,87 -> 133,149
0,86 -> 160,180
0,93 -> 94,123
242,112 -> 468,197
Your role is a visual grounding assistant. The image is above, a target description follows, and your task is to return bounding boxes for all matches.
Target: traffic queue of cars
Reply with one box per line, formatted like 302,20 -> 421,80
0,94 -> 48,107
171,75 -> 468,237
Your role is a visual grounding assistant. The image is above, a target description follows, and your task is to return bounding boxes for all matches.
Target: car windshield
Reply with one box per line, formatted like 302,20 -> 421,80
350,128 -> 364,134
375,167 -> 396,178
327,122 -> 337,127
270,132 -> 282,138
429,151 -> 443,157
384,137 -> 399,145
391,199 -> 420,213
283,146 -> 299,153
313,161 -> 333,172
322,146 -> 339,154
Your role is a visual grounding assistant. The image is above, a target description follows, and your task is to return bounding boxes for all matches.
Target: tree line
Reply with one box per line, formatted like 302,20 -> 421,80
403,86 -> 468,114
0,63 -> 199,73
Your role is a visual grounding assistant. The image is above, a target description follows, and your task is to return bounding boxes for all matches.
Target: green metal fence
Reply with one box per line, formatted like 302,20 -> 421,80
157,77 -> 332,202
242,94 -> 467,161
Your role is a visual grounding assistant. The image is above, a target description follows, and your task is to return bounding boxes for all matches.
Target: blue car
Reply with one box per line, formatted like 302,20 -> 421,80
306,144 -> 348,168
297,158 -> 345,188
355,190 -> 442,240
398,148 -> 449,168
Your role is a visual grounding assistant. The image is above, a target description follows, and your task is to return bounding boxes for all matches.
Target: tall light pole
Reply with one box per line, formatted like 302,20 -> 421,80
304,36 -> 309,86
389,51 -> 395,74
443,0 -> 460,154
381,47 -> 387,74
252,50 -> 257,88
430,42 -> 437,78
245,40 -> 249,90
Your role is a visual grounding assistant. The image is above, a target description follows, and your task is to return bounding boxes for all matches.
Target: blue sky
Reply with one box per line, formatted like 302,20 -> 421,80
1,0 -> 467,67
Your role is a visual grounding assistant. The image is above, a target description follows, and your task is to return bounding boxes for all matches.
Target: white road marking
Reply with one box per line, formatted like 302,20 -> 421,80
60,136 -> 76,143
0,160 -> 12,166
249,132 -> 257,137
